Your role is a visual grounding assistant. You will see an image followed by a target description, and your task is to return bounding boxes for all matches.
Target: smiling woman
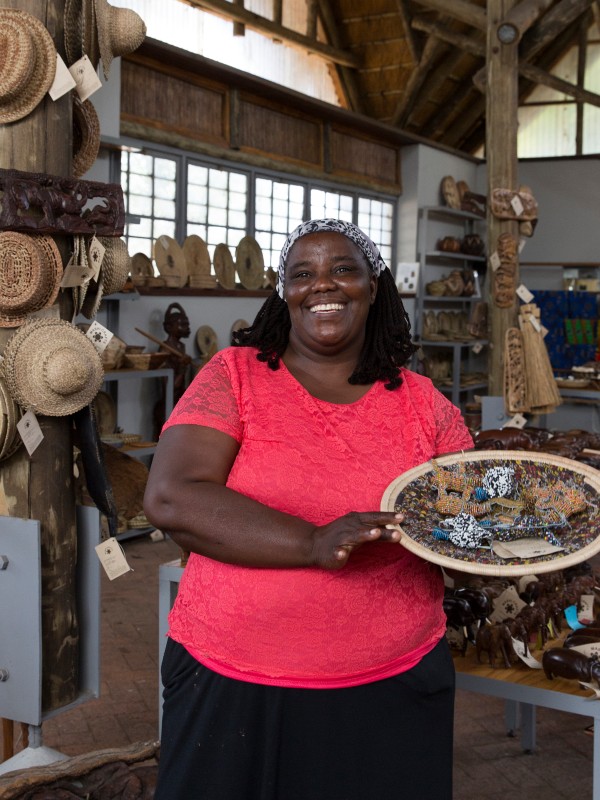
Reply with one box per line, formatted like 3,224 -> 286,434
144,218 -> 474,800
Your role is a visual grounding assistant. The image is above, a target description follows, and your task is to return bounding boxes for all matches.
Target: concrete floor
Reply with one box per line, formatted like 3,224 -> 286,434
0,533 -> 595,799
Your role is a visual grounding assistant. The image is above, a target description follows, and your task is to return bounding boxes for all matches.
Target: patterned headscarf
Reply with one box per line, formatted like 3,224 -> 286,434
277,218 -> 388,298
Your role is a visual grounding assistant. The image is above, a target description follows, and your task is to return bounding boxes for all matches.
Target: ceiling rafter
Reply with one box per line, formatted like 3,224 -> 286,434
409,0 -> 486,30
181,0 -> 360,67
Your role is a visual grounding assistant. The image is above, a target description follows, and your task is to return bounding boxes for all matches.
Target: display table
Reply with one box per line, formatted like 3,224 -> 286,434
454,646 -> 600,799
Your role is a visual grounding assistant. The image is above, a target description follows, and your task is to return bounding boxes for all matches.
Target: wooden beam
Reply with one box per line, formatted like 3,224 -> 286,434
409,0 -> 487,30
394,0 -> 421,63
316,0 -> 365,113
391,34 -> 449,126
182,0 -> 360,67
496,0 -> 554,44
415,17 -> 600,109
307,0 -> 318,40
486,0 -> 520,395
521,0 -> 594,59
233,0 -> 245,36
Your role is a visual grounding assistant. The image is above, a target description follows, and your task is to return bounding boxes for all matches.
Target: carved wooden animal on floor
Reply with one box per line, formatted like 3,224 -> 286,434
476,623 -> 513,669
516,605 -> 550,648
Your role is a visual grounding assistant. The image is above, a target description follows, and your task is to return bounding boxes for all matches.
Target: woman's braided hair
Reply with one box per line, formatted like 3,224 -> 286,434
232,268 -> 417,390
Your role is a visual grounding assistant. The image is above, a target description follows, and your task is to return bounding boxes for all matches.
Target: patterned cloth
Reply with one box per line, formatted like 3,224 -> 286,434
277,218 -> 388,298
162,347 -> 473,688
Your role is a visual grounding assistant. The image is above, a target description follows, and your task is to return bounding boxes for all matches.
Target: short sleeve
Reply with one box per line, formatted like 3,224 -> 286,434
161,352 -> 243,442
432,389 -> 474,455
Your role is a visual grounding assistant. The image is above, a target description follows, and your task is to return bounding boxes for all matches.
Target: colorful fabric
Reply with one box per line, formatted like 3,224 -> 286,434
276,218 -> 388,298
162,347 -> 473,688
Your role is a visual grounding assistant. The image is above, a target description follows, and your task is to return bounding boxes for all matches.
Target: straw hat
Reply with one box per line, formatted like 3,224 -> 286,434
96,0 -> 147,79
2,319 -> 104,417
236,236 -> 265,290
81,236 -> 131,319
64,0 -> 146,79
0,9 -> 56,124
0,233 -> 63,328
73,97 -> 101,178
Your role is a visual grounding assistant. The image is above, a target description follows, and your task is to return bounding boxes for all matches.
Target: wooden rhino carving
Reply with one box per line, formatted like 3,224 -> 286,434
542,648 -> 600,687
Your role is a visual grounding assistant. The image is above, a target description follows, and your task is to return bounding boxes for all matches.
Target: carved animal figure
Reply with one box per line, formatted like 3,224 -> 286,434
475,623 -> 513,669
516,605 -> 550,647
542,648 -> 600,686
443,595 -> 476,644
503,617 -> 529,655
454,587 -> 492,624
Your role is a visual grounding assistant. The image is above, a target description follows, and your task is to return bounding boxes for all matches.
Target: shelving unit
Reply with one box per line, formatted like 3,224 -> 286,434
415,206 -> 488,408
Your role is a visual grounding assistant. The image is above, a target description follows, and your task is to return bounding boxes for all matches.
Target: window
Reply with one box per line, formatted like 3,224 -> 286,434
186,163 -> 249,255
120,151 -> 177,259
118,143 -> 397,277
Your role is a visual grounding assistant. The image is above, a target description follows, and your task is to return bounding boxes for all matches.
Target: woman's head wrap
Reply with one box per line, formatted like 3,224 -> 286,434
277,218 -> 388,298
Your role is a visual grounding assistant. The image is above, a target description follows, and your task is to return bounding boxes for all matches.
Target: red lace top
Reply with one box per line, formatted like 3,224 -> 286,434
162,347 -> 473,688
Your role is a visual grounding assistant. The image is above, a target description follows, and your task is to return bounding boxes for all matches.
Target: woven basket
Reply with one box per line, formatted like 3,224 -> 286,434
122,352 -> 167,370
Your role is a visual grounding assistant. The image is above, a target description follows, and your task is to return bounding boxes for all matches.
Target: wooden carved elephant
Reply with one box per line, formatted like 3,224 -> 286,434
475,623 -> 513,669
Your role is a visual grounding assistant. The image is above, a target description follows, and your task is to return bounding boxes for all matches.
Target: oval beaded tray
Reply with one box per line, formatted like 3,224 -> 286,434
381,450 -> 600,576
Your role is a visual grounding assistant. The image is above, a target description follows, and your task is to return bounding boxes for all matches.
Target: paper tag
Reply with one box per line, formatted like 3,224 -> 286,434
511,194 -> 525,216
489,586 -> 528,622
516,284 -> 535,304
489,251 -> 501,271
68,55 -> 102,102
60,257 -> 96,288
578,680 -> 600,700
528,314 -> 542,332
494,537 -> 564,559
517,574 -> 539,594
95,537 -> 132,580
503,413 -> 528,429
571,642 -> 600,658
88,236 -> 106,281
540,324 -> 549,338
49,53 -> 77,100
17,410 -> 44,456
579,595 -> 595,625
518,237 -> 527,253
471,343 -> 483,354
86,320 -> 113,353
511,636 -> 543,668
565,605 -> 586,630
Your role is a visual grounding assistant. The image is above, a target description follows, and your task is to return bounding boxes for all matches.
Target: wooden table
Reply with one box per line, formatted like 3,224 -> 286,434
454,646 -> 600,798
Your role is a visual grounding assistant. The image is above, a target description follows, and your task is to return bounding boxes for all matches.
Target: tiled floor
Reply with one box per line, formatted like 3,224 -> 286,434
0,533 -> 596,798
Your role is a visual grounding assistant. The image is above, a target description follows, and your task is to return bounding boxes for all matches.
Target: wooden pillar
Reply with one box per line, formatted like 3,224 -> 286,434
486,0 -> 520,394
0,0 -> 79,712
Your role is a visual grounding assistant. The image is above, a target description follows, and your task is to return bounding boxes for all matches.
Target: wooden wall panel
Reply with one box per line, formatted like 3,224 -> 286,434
121,62 -> 228,146
238,98 -> 322,168
330,129 -> 401,188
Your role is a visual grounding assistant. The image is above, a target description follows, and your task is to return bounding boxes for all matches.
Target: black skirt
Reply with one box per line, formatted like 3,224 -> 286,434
155,637 -> 455,800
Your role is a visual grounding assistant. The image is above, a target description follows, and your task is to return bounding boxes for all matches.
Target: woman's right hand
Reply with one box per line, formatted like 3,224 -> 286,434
310,511 -> 404,570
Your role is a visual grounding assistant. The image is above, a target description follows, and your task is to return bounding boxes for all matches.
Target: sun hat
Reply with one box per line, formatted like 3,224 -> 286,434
64,0 -> 146,79
95,0 -> 147,79
0,375 -> 22,462
81,236 -> 131,318
0,9 -> 56,124
2,318 -> 104,417
0,233 -> 63,328
73,97 -> 101,178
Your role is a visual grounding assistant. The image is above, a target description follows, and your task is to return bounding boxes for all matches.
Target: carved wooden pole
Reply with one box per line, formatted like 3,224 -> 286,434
486,0 -> 520,394
0,0 -> 79,712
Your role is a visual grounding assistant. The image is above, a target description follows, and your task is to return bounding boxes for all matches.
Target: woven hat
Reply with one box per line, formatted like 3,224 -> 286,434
64,0 -> 99,67
0,9 -> 56,124
0,375 -> 22,462
81,236 -> 131,319
2,319 -> 104,417
95,0 -> 147,79
0,233 -> 63,328
73,97 -> 101,178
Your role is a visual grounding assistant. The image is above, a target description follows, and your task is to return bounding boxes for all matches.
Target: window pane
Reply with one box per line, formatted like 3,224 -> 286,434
129,194 -> 152,216
154,198 -> 176,218
188,164 -> 208,185
155,158 -> 177,180
130,153 -> 153,175
153,219 -> 176,238
155,178 -> 176,199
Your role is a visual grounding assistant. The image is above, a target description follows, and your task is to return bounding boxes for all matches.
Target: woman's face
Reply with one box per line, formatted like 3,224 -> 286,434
283,232 -> 377,357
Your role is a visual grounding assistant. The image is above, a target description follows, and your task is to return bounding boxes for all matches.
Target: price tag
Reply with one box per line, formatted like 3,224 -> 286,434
489,586 -> 527,622
17,410 -> 44,456
60,256 -> 96,288
86,321 -> 113,353
511,637 -> 543,668
49,53 -> 77,100
503,413 -> 528,429
489,251 -> 501,271
578,594 -> 595,625
471,343 -> 483,354
95,537 -> 132,580
511,194 -> 525,216
516,284 -> 535,304
540,324 -> 549,338
528,314 -> 542,332
518,237 -> 527,253
88,235 -> 106,281
68,55 -> 102,102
